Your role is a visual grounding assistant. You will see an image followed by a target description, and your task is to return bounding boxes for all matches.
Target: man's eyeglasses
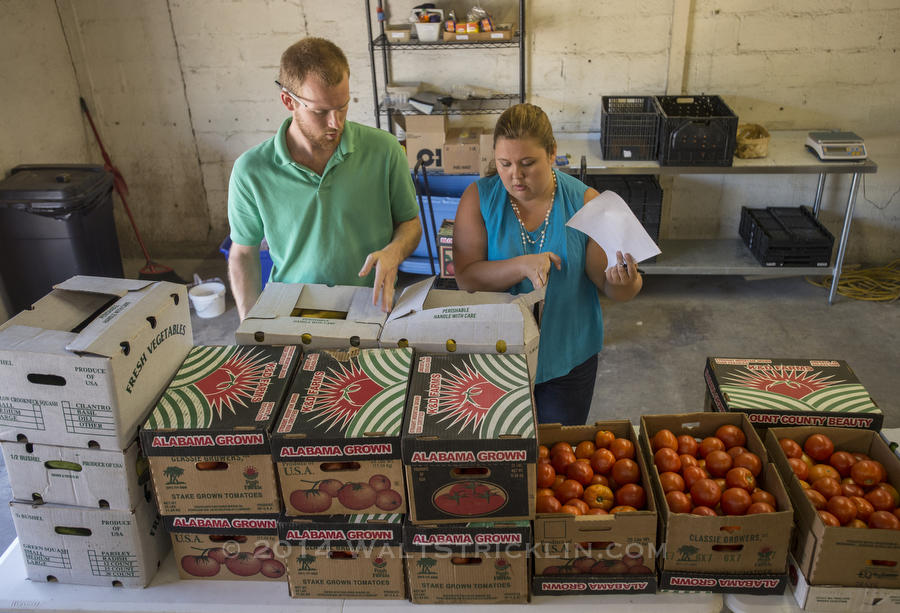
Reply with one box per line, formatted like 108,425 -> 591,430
275,80 -> 349,117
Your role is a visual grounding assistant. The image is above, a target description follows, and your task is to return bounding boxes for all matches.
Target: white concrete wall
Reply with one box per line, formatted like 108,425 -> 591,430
0,0 -> 898,317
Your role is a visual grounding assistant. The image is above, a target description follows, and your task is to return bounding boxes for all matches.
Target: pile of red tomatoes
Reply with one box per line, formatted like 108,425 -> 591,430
780,433 -> 900,530
536,431 -> 646,515
651,424 -> 778,516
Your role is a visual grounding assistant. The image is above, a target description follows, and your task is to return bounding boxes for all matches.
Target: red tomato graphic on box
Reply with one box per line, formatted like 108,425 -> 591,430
433,480 -> 507,516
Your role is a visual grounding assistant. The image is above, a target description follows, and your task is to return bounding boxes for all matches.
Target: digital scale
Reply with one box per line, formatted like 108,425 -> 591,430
805,131 -> 867,161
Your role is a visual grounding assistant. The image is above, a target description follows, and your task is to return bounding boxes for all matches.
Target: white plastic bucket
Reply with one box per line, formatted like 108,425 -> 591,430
189,281 -> 226,318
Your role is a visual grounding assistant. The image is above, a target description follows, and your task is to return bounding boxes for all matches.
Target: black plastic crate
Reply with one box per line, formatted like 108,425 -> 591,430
600,96 -> 660,161
655,95 -> 738,166
583,175 -> 630,201
739,206 -> 835,267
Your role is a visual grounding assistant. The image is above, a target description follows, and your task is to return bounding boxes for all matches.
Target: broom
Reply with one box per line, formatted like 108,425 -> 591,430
80,97 -> 185,283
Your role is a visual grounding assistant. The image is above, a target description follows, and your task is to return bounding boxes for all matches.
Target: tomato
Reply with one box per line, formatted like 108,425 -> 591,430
868,510 -> 900,530
537,462 -> 557,488
551,450 -> 577,475
253,545 -> 274,559
572,440 -> 595,460
725,467 -> 756,492
721,487 -> 752,515
609,438 -> 635,460
654,448 -> 682,474
746,502 -> 775,514
849,495 -> 874,521
337,482 -> 378,510
751,489 -> 776,507
554,478 -> 584,503
369,474 -> 392,491
609,505 -> 638,514
677,435 -> 699,457
704,450 -> 733,478
699,436 -> 726,458
225,552 -> 263,577
714,477 -> 727,492
590,473 -> 609,486
879,483 -> 900,508
666,490 -> 692,513
616,483 -> 646,509
559,504 -> 583,516
847,519 -> 869,528
804,434 -> 835,463
611,458 -> 640,485
566,498 -> 591,515
841,480 -> 865,498
290,489 -> 333,513
551,441 -> 575,457
726,446 -> 749,459
682,465 -> 708,490
659,471 -> 685,494
566,458 -> 595,486
318,478 -> 343,497
779,438 -> 803,459
375,488 -> 403,511
181,554 -> 221,577
594,430 -> 615,449
800,453 -> 815,469
651,429 -> 678,452
552,474 -> 566,490
809,464 -> 840,482
865,486 -> 896,512
680,454 -> 699,470
826,495 -> 858,525
828,451 -> 857,478
586,507 -> 609,515
812,477 -> 842,500
583,484 -> 615,510
851,460 -> 885,487
715,424 -> 746,450
690,478 -> 722,508
538,444 -> 550,460
733,452 -> 762,477
817,510 -> 841,527
852,452 -> 872,463
536,493 -> 562,514
788,457 -> 810,481
589,448 -> 616,475
691,505 -> 717,516
804,488 -> 827,510
259,558 -> 286,579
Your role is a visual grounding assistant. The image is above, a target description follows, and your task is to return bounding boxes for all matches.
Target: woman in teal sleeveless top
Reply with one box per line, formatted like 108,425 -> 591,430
453,104 -> 643,425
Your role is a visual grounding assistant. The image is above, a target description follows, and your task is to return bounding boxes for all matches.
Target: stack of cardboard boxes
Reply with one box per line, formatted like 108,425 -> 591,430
405,115 -> 493,176
0,276 -> 192,587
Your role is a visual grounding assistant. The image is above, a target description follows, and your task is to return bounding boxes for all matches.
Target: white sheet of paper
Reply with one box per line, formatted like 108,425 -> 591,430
565,191 -> 662,264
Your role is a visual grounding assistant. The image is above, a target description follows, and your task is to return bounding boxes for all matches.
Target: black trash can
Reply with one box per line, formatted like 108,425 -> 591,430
0,164 -> 124,315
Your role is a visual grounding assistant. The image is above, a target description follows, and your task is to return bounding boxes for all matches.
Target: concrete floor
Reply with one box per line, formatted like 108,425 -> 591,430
1,255 -> 898,555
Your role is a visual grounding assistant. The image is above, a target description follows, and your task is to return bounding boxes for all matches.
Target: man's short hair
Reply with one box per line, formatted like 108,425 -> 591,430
279,37 -> 349,91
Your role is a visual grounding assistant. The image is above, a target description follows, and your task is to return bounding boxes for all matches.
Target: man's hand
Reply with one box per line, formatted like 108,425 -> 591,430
359,245 -> 403,312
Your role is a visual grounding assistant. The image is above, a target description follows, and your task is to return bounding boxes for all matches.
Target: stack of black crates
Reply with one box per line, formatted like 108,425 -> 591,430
582,174 -> 663,263
738,205 -> 835,267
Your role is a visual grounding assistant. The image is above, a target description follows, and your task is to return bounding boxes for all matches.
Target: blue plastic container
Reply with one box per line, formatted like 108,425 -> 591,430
219,237 -> 273,291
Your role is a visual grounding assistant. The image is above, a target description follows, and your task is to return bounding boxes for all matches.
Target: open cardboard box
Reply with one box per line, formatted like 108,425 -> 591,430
641,412 -> 793,594
380,276 -> 540,384
532,421 -> 658,595
235,282 -> 388,349
766,426 -> 900,588
0,276 -> 192,450
140,345 -> 300,515
272,348 -> 413,516
788,552 -> 900,611
704,357 -> 882,431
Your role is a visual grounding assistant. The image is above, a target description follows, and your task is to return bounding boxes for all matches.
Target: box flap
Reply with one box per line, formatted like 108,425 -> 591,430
0,325 -> 78,355
347,286 -> 389,323
245,282 -> 304,320
387,276 -> 434,322
388,277 -> 545,323
54,275 -> 154,296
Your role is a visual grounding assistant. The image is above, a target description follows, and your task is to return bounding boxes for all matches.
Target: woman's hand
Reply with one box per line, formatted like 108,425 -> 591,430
605,251 -> 640,286
519,252 -> 562,289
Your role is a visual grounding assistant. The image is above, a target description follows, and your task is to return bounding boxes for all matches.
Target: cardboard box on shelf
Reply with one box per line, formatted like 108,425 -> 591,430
403,520 -> 530,604
401,351 -> 537,524
641,412 -> 793,594
443,128 -> 481,174
788,552 -> 900,611
164,513 -> 285,581
1,438 -> 150,510
278,514 -> 405,599
437,219 -> 455,279
766,426 -> 900,589
272,348 -> 413,516
0,276 -> 192,451
704,357 -> 882,431
479,131 -> 495,176
531,421 -> 658,595
384,25 -> 411,42
405,114 -> 446,170
140,345 -> 300,515
235,282 -> 388,349
380,275 -> 541,383
10,494 -> 169,588
442,26 -> 514,42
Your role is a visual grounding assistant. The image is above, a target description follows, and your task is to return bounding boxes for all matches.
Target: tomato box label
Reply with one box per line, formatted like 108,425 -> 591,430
141,345 -> 300,515
273,348 -> 412,516
401,353 -> 537,523
705,357 -> 882,431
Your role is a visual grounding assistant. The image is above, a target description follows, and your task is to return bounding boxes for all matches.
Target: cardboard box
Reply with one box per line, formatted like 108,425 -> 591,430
401,351 -> 537,523
384,25 -> 411,42
272,348 -> 413,516
705,357 -> 882,431
1,438 -> 150,510
766,426 -> 900,588
531,421 -> 658,595
164,513 -> 285,581
437,219 -> 455,279
235,282 -> 389,349
403,520 -> 530,604
140,345 -> 300,515
380,275 -> 541,384
0,276 -> 192,450
788,552 -> 900,611
479,131 -> 494,176
641,412 -> 794,593
279,514 -> 405,599
442,27 -> 514,42
405,114 -> 446,170
10,495 -> 169,587
443,128 -> 481,174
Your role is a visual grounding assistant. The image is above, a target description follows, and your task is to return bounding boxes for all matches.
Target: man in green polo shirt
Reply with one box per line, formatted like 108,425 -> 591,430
228,37 -> 421,319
